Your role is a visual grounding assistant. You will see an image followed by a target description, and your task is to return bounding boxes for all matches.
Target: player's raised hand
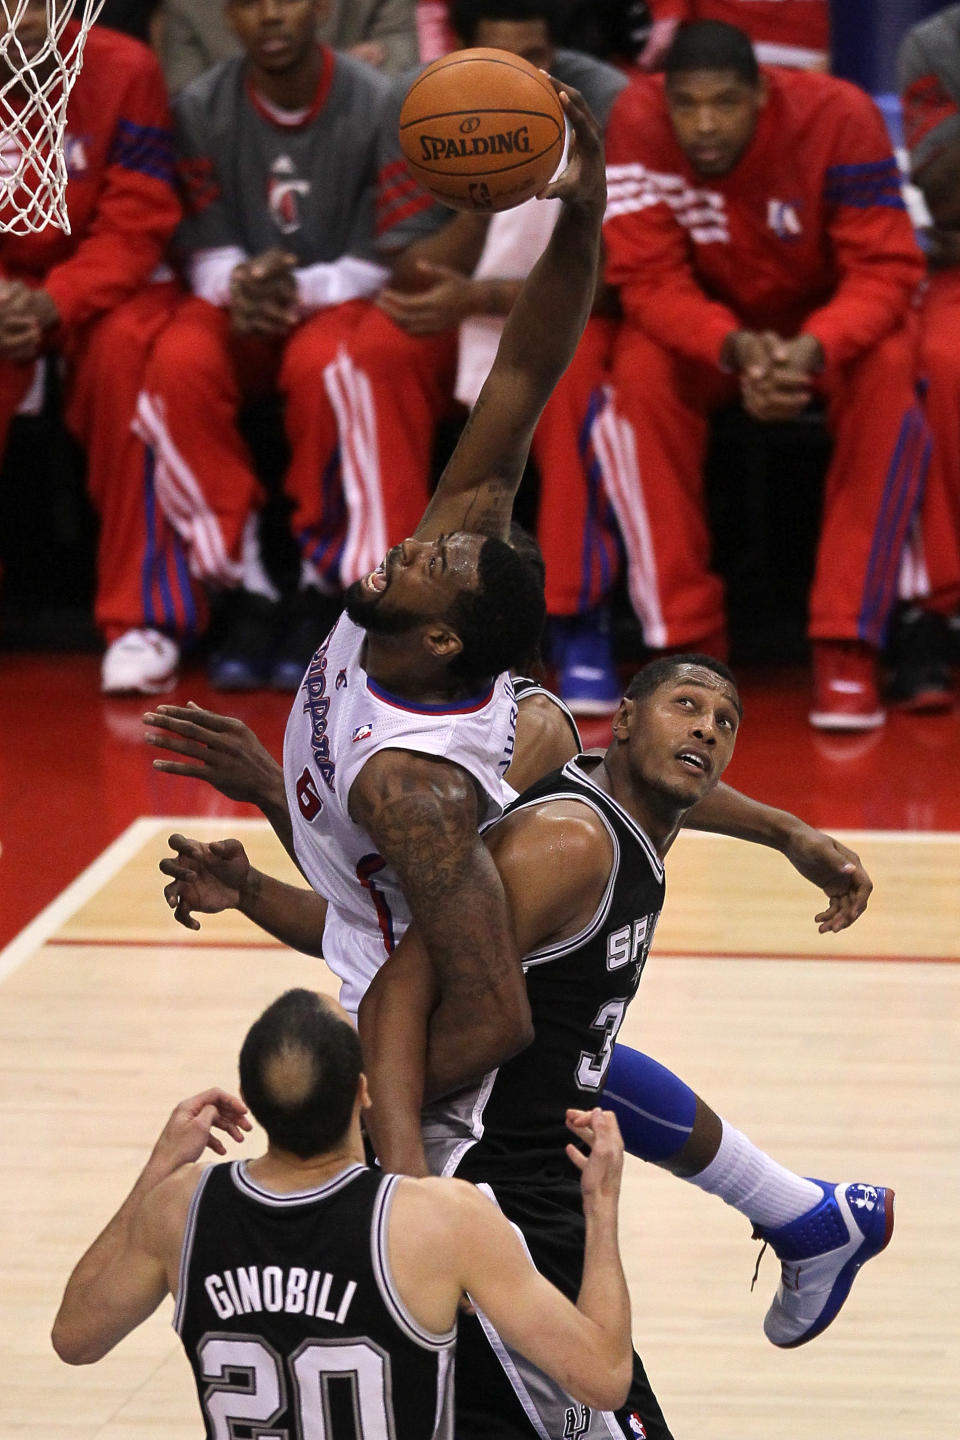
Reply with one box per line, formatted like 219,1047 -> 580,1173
159,833 -> 253,930
538,80 -> 605,211
150,1088 -> 253,1173
782,823 -> 873,932
144,702 -> 285,808
566,1108 -> 624,1208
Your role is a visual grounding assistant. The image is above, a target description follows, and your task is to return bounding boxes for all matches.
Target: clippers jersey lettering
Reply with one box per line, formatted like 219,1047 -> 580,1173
423,757 -> 665,1182
177,1162 -> 455,1440
283,614 -> 518,1016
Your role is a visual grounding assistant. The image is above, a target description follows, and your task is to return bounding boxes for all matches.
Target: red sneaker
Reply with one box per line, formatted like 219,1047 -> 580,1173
809,641 -> 885,731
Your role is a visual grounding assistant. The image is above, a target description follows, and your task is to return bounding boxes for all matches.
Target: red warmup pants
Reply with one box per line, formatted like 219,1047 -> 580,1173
605,321 -> 930,650
350,310 -> 623,617
137,296 -> 458,591
913,270 -> 960,613
0,280 -> 199,643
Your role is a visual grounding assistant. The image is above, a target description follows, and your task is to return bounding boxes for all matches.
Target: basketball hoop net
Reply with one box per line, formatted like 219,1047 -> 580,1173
0,0 -> 106,234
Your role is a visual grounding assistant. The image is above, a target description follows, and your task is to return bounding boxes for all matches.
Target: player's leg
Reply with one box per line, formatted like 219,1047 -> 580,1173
531,316 -> 623,714
136,295 -> 270,590
453,1177 -> 675,1440
605,1043 -> 894,1348
63,282 -> 204,694
903,269 -> 960,688
602,326 -> 733,655
808,321 -> 930,727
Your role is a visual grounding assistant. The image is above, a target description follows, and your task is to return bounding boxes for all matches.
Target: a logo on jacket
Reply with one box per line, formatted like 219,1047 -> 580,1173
767,197 -> 803,240
268,153 -> 310,234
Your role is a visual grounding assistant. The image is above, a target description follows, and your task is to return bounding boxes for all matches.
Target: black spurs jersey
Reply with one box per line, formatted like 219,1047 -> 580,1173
423,755 -> 665,1185
176,1161 -> 455,1440
510,674 -> 582,752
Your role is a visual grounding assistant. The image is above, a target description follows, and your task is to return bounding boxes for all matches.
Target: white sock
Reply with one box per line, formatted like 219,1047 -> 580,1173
686,1120 -> 822,1229
241,515 -> 280,603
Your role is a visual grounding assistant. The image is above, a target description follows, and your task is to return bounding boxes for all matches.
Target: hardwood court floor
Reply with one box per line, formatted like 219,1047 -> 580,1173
1,652 -> 959,1437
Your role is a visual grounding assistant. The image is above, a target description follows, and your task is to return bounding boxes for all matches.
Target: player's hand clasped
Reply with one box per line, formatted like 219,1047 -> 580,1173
160,833 -> 253,930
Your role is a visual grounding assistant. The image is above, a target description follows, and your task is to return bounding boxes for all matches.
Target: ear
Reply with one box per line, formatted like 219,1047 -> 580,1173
424,623 -> 463,662
357,1073 -> 372,1113
611,696 -> 634,741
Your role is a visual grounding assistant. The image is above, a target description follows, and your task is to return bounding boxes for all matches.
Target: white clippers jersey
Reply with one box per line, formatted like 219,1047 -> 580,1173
283,614 -> 519,1016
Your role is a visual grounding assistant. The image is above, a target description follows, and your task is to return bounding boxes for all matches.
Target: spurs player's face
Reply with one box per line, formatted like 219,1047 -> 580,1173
665,69 -> 766,177
622,665 -> 741,808
227,0 -> 321,72
345,532 -> 485,638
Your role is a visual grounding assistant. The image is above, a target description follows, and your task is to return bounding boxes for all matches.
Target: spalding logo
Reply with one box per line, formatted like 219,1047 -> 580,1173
419,126 -> 532,162
459,116 -> 482,134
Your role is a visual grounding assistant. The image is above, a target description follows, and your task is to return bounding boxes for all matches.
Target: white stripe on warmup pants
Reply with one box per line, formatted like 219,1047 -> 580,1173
323,348 -> 388,585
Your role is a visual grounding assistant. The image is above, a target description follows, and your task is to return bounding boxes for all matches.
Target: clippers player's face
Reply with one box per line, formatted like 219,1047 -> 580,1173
626,666 -> 740,808
227,0 -> 321,73
665,69 -> 765,177
469,18 -> 554,74
345,532 -> 484,638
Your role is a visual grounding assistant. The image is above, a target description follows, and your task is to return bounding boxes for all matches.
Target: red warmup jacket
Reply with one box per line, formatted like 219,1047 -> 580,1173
0,21 -> 181,330
603,68 -> 924,373
648,0 -> 829,65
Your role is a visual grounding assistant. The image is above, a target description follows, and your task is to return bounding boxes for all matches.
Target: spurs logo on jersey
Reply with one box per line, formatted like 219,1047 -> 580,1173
268,153 -> 310,234
605,164 -> 730,243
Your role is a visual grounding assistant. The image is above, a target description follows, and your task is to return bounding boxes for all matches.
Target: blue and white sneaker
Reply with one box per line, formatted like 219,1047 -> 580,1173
555,610 -> 621,717
755,1180 -> 895,1347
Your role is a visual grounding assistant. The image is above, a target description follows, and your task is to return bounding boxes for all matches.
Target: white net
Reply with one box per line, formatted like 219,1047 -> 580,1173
0,0 -> 106,234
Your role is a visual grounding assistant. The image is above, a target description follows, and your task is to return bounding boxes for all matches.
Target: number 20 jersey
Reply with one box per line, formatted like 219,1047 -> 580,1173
422,756 -> 665,1183
283,613 -> 519,1017
176,1162 -> 455,1440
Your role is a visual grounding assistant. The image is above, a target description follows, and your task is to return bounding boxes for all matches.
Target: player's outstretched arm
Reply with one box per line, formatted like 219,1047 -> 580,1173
159,834 -> 329,954
392,1111 -> 632,1410
52,1090 -> 250,1365
414,81 -> 606,544
683,783 -> 873,931
144,704 -> 299,869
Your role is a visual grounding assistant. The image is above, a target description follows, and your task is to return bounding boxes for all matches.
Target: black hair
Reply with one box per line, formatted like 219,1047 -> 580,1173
507,521 -> 547,674
449,0 -> 568,46
239,989 -> 363,1159
625,652 -> 742,715
447,534 -> 547,686
664,20 -> 760,87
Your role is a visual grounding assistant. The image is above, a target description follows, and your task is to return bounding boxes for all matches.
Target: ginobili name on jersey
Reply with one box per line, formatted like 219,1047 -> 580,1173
204,1264 -> 357,1323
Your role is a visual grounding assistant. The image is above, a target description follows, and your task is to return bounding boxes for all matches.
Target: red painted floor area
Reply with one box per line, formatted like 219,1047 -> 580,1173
2,652 -> 959,952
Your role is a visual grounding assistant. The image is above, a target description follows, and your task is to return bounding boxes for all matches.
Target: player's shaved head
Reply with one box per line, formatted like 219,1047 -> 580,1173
240,989 -> 363,1157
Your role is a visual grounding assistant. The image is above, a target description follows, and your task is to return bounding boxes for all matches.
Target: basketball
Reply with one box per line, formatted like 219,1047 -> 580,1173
398,47 -> 566,214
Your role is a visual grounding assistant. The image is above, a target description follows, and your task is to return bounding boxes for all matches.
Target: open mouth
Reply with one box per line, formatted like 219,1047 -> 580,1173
361,561 -> 388,598
676,749 -> 711,776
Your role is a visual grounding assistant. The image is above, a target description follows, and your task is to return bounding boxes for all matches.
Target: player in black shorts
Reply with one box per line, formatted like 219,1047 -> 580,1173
52,989 -> 636,1437
360,655 -> 894,1438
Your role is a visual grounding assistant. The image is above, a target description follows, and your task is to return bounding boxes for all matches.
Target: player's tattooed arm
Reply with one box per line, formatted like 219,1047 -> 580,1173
414,83 -> 606,545
683,782 -> 873,932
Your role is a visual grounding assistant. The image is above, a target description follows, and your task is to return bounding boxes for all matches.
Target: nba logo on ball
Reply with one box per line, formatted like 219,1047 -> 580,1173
399,47 -> 565,213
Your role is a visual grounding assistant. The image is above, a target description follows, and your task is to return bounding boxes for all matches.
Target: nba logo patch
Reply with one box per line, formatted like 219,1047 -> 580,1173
352,724 -> 373,743
626,1415 -> 647,1439
64,133 -> 91,176
336,668 -> 348,690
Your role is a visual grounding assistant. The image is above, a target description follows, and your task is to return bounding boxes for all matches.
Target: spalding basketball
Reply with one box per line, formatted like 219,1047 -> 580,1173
399,47 -> 566,213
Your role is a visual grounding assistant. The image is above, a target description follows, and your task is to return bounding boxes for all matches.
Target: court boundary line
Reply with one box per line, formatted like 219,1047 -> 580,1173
3,819 -> 959,986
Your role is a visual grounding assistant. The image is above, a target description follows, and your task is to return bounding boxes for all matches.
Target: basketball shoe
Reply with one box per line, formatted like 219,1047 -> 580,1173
755,1179 -> 895,1347
809,640 -> 885,730
101,629 -> 178,696
552,608 -> 621,716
